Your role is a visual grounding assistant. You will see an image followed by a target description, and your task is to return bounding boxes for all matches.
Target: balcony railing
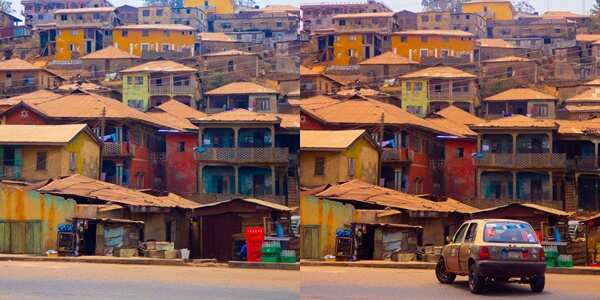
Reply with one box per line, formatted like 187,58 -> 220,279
567,157 -> 599,171
103,142 -> 132,157
381,148 -> 411,163
429,91 -> 475,101
149,84 -> 196,95
195,147 -> 289,164
475,153 -> 567,169
0,166 -> 17,179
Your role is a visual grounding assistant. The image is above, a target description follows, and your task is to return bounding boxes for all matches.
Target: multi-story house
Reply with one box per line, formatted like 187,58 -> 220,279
564,88 -> 600,120
479,56 -> 538,96
0,58 -> 64,98
198,32 -> 263,54
80,46 -> 140,78
138,5 -> 173,25
200,50 -> 261,90
299,94 -> 446,196
390,30 -> 476,63
417,11 -> 451,30
184,0 -> 235,15
192,109 -> 299,205
115,5 -> 138,25
543,11 -> 591,34
0,124 -> 100,182
0,11 -> 28,40
112,24 -> 196,58
300,0 -> 391,32
426,106 -> 484,202
331,12 -> 400,66
358,51 -> 419,81
0,90 -> 171,190
476,38 -> 533,60
53,7 -> 118,61
138,5 -> 207,31
399,66 -> 478,116
450,13 -> 487,38
462,0 -> 515,21
21,0 -> 112,27
147,100 -> 207,196
120,60 -> 200,111
299,129 -> 379,187
204,82 -> 279,114
299,66 -> 343,98
471,116 -> 565,209
482,88 -> 557,119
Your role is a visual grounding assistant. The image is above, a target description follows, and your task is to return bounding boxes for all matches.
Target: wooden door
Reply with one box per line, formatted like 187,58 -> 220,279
26,222 -> 42,255
201,214 -> 241,262
10,222 -> 26,254
301,225 -> 320,259
0,222 -> 9,253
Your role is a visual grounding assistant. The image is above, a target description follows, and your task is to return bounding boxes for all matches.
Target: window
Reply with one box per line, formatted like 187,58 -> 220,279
506,67 -> 514,78
141,44 -> 150,52
60,14 -> 67,21
441,49 -> 449,57
177,142 -> 185,152
128,100 -> 144,110
347,158 -> 356,177
36,152 -> 47,171
433,84 -> 442,93
136,172 -> 144,189
456,148 -> 464,158
452,82 -> 469,93
276,21 -> 283,27
464,223 -> 478,243
162,44 -> 170,51
339,19 -> 346,26
93,13 -> 100,19
142,30 -> 149,37
314,157 -> 325,176
348,49 -> 355,57
143,10 -> 150,17
227,60 -> 234,72
135,76 -> 144,85
420,36 -> 428,43
414,82 -> 423,92
400,35 -> 407,42
69,152 -> 76,171
257,98 -> 270,111
405,82 -> 412,92
156,9 -> 163,16
533,104 -> 549,117
349,35 -> 356,41
163,30 -> 170,37
452,223 -> 469,243
23,75 -> 35,86
122,30 -> 128,37
435,14 -> 442,22
69,44 -> 76,51
483,222 -> 538,244
421,15 -> 429,22
420,49 -> 428,58
71,30 -> 78,36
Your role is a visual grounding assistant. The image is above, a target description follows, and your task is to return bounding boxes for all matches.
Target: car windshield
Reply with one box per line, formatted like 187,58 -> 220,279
483,221 -> 538,244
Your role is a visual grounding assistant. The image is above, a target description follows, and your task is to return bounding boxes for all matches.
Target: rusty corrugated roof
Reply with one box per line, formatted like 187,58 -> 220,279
193,109 -> 280,123
0,124 -> 93,145
566,88 -> 600,103
115,24 -> 195,31
147,100 -> 206,132
484,88 -> 557,102
39,174 -> 196,209
316,180 -> 477,213
332,12 -> 395,19
300,129 -> 366,150
196,198 -> 292,211
471,115 -> 557,129
81,46 -> 139,60
394,30 -> 474,37
121,60 -> 197,73
477,38 -> 517,48
205,82 -> 278,95
0,58 -> 41,71
358,51 -> 417,65
481,56 -> 532,63
400,66 -> 476,79
473,203 -> 571,217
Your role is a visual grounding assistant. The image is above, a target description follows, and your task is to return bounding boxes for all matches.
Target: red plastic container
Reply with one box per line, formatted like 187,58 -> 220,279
245,227 -> 264,262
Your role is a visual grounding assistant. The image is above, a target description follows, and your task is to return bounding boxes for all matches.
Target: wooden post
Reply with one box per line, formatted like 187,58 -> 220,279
377,113 -> 384,186
270,166 -> 276,197
512,133 -> 517,166
98,107 -> 106,179
512,171 -> 517,201
548,171 -> 553,201
234,166 -> 239,195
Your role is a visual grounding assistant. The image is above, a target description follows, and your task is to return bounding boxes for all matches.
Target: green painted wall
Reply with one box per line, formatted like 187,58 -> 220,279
122,73 -> 149,111
401,79 -> 428,116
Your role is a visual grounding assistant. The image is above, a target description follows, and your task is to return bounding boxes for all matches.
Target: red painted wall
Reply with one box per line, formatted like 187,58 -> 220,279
3,107 -> 48,125
164,133 -> 198,195
443,139 -> 476,201
300,112 -> 326,130
407,134 -> 434,195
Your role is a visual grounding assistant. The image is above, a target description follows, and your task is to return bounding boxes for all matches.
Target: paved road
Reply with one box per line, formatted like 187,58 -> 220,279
0,261 -> 299,300
301,267 -> 600,300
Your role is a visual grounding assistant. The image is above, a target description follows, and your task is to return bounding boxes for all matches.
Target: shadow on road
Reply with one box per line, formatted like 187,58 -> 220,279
447,280 -> 550,297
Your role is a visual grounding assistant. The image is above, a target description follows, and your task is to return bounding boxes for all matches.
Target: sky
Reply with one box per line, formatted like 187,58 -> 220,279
10,0 -> 593,20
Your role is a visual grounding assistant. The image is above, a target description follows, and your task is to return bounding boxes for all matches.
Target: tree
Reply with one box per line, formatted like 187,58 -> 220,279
0,0 -> 14,14
143,0 -> 182,8
421,0 -> 466,13
513,1 -> 536,14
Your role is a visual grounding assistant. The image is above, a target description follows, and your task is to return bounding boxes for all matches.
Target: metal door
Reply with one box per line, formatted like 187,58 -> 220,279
0,222 -> 9,253
10,222 -> 26,254
301,225 -> 320,259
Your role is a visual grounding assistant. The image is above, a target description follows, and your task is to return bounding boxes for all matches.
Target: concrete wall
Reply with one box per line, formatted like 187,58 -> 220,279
122,73 -> 149,111
0,184 -> 76,254
165,133 -> 198,195
113,28 -> 196,57
443,139 -> 476,202
391,34 -> 475,62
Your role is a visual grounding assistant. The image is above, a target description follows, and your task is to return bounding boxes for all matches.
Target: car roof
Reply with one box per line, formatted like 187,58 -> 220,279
467,218 -> 530,224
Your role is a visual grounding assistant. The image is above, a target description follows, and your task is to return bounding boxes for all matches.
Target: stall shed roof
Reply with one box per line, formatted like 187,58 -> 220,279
472,203 -> 572,217
38,174 -> 198,209
316,180 -> 477,213
196,198 -> 293,212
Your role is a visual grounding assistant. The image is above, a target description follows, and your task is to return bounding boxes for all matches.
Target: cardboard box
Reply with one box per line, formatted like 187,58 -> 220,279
155,242 -> 174,251
115,248 -> 138,257
164,250 -> 178,259
145,250 -> 165,259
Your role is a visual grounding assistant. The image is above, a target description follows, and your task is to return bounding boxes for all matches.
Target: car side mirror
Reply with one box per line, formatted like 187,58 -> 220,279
445,236 -> 452,244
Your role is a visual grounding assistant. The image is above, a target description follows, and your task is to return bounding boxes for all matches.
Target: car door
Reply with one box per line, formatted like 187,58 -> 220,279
458,222 -> 478,274
446,223 -> 469,273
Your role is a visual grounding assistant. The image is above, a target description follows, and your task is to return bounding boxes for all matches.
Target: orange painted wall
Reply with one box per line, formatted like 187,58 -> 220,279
113,28 -> 196,57
391,33 -> 475,62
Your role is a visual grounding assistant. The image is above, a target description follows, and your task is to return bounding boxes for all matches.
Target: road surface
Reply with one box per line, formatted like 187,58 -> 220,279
0,261 -> 299,300
301,266 -> 600,300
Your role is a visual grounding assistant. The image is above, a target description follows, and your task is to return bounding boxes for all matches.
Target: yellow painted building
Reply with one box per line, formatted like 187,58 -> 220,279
462,0 -> 515,21
183,0 -> 235,14
113,24 -> 196,57
299,130 -> 379,187
0,124 -> 101,182
391,30 -> 475,62
55,27 -> 108,61
0,183 -> 76,254
333,32 -> 387,66
300,193 -> 356,259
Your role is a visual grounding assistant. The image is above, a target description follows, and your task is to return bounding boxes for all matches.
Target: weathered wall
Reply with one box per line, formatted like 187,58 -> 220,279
2,106 -> 48,125
64,131 -> 101,180
401,78 -> 428,116
122,73 -> 149,111
463,2 -> 514,20
391,34 -> 475,62
0,185 -> 76,254
113,28 -> 196,57
444,139 -> 476,202
165,133 -> 197,195
300,195 -> 355,259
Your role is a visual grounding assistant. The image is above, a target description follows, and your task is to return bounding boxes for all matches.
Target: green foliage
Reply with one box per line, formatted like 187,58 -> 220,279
592,0 -> 600,15
513,1 -> 535,14
0,0 -> 14,14
421,0 -> 465,12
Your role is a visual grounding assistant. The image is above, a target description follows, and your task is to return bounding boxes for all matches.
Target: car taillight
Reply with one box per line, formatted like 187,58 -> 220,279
522,249 -> 529,259
539,248 -> 545,262
479,246 -> 490,261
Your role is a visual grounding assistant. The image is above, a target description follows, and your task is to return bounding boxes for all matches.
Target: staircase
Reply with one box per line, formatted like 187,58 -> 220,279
287,175 -> 299,208
564,176 -> 577,212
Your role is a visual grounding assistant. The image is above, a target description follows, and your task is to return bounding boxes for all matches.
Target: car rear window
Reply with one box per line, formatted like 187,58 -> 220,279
483,222 -> 538,244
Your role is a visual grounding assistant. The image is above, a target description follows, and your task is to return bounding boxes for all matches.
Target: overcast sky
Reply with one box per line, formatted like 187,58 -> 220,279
11,0 -> 593,20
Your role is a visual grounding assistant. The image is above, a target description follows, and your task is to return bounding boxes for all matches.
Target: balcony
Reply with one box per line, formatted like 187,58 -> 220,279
102,142 -> 131,157
150,84 -> 196,96
475,153 -> 567,169
429,91 -> 475,102
1,84 -> 38,96
0,166 -> 17,179
196,147 -> 289,164
567,157 -> 599,172
381,148 -> 411,163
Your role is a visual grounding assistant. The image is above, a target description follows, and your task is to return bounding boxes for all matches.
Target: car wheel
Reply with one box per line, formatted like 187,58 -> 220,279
436,259 -> 456,284
530,275 -> 545,293
468,264 -> 485,294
